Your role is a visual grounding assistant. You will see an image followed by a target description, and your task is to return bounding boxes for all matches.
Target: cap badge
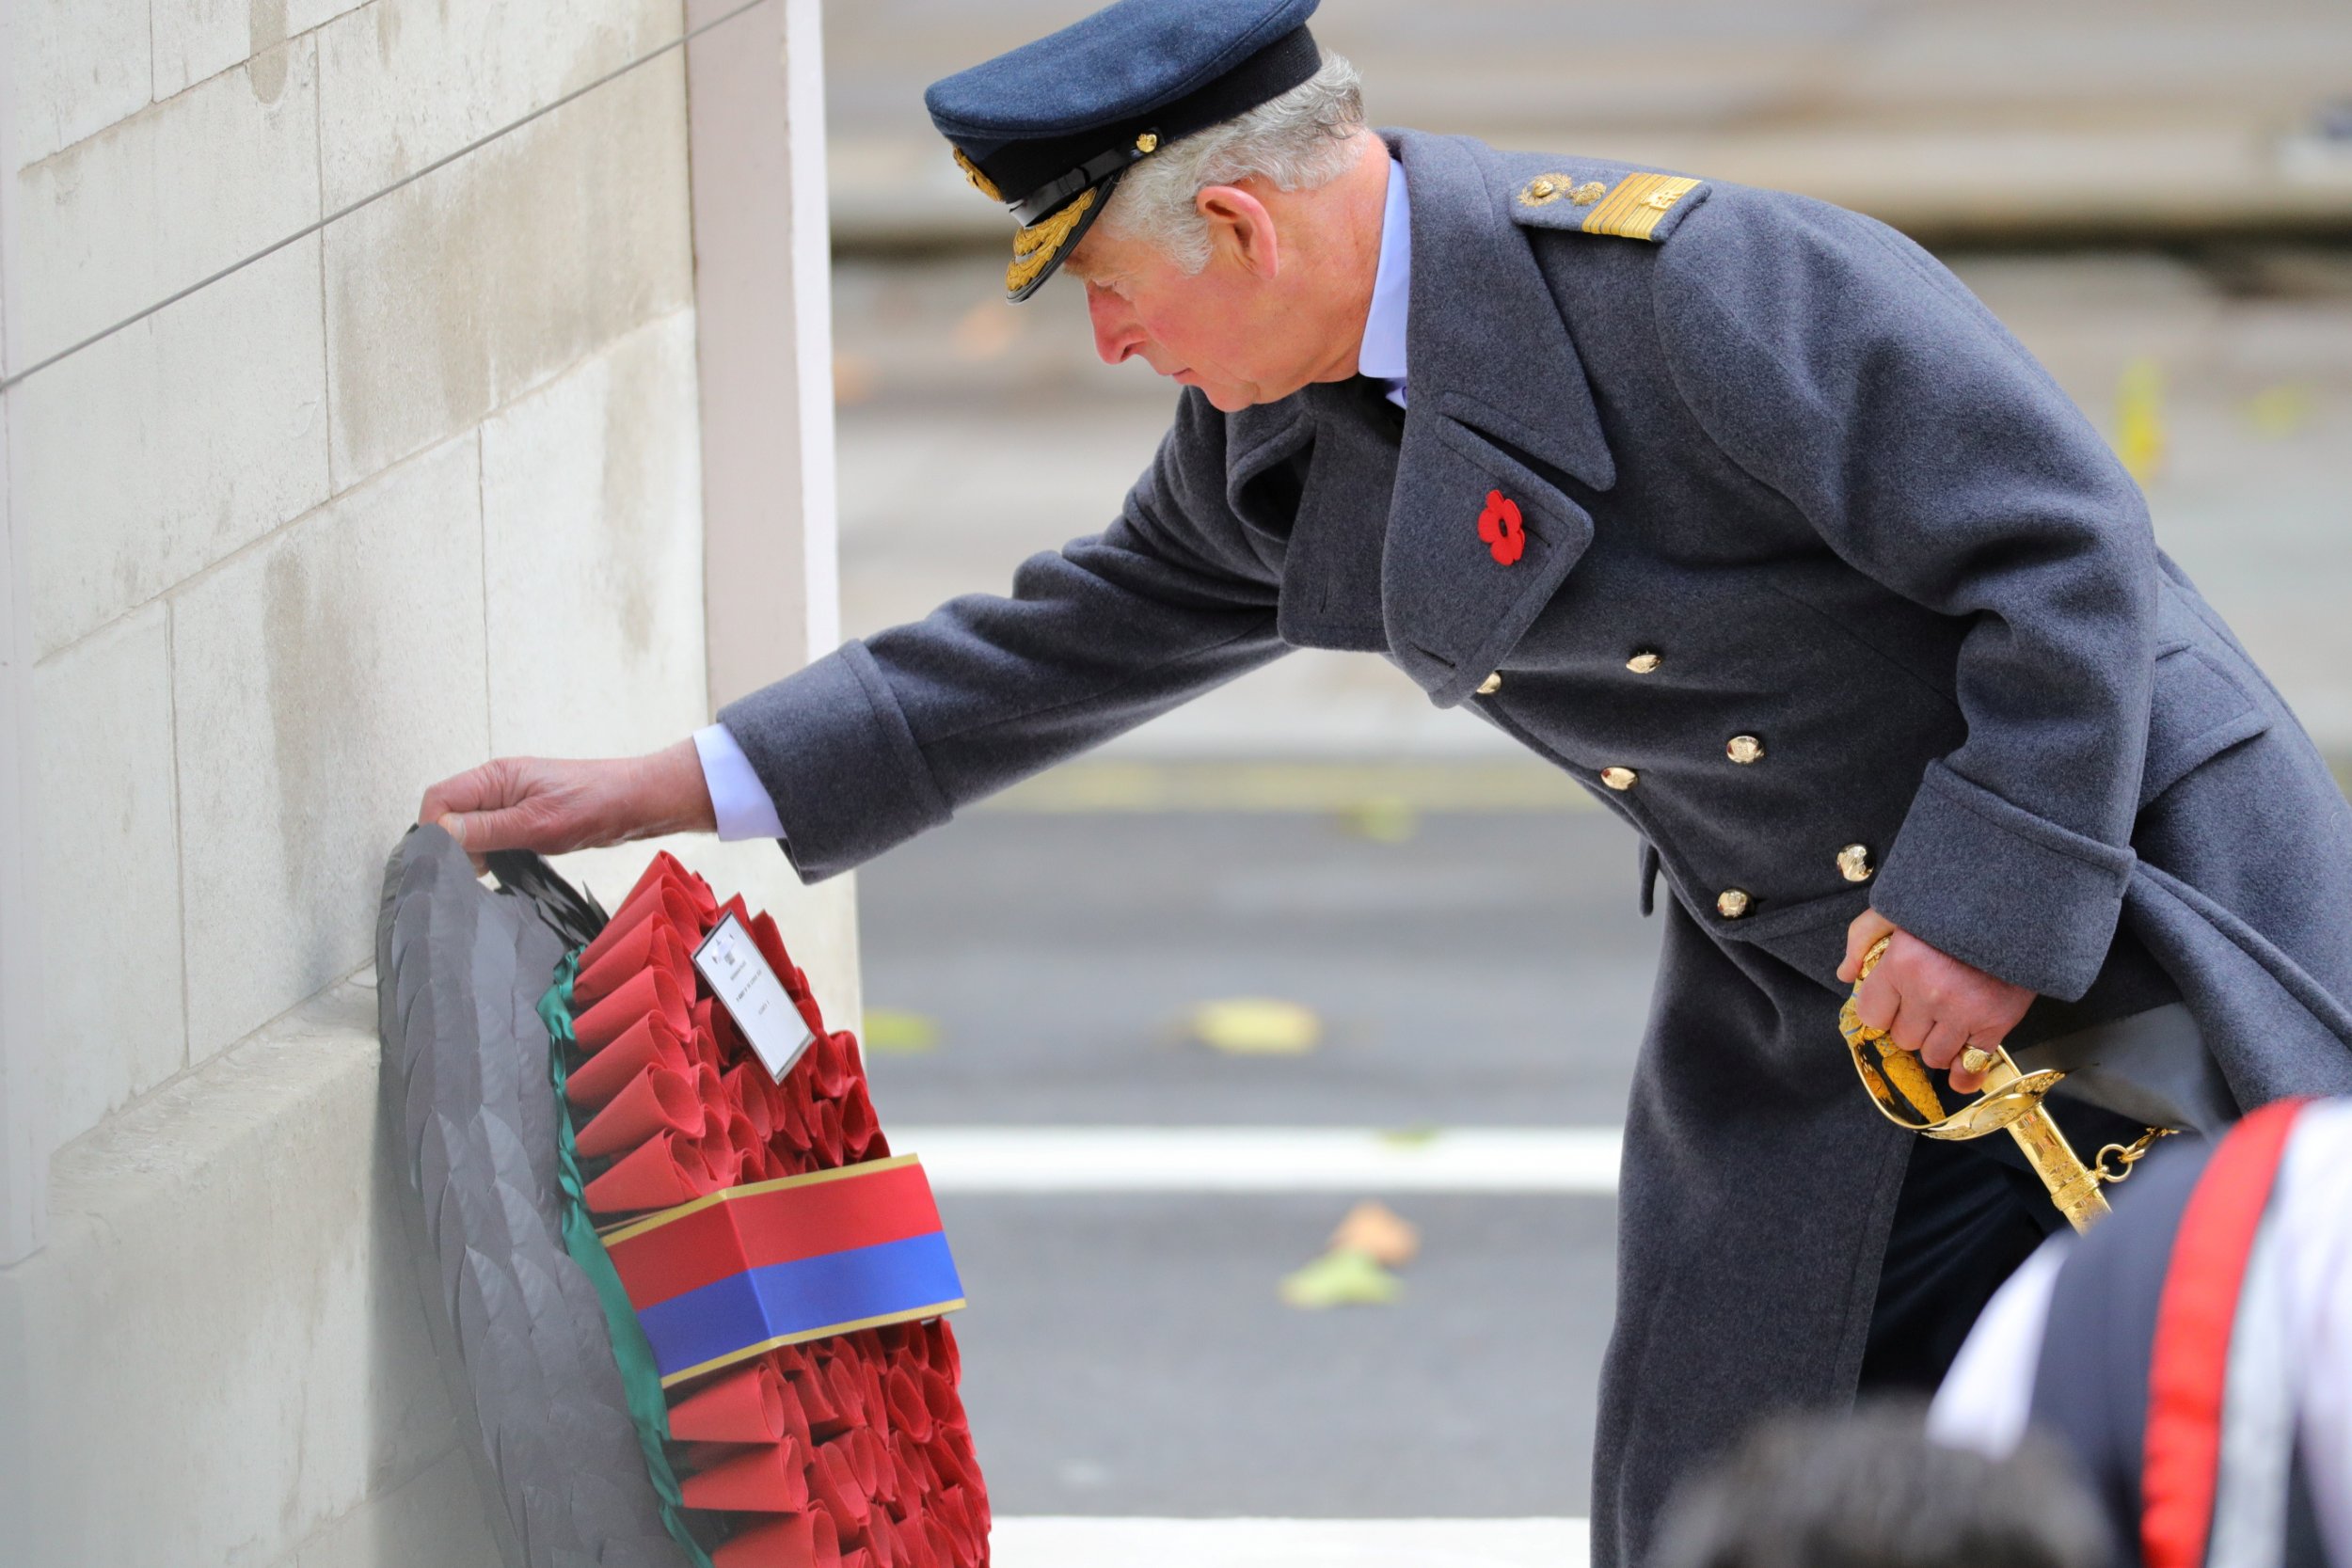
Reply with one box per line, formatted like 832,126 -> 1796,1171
1477,490 -> 1526,566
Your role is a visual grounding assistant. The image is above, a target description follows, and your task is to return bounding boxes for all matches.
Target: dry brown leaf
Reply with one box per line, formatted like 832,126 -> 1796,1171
1329,1199 -> 1420,1268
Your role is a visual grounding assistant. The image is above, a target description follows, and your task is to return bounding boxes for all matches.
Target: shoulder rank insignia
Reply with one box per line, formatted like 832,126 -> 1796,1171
1515,170 -> 1708,243
1517,173 -> 1607,210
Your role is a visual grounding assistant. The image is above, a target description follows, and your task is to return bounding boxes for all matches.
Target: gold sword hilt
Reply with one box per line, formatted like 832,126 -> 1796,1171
1839,936 -> 2165,1234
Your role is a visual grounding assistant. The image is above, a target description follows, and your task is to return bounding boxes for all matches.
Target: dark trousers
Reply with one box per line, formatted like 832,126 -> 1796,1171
1858,1100 -> 2153,1392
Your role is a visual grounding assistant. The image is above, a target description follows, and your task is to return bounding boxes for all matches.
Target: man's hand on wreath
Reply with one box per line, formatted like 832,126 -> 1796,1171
418,741 -> 715,870
1837,909 -> 2035,1097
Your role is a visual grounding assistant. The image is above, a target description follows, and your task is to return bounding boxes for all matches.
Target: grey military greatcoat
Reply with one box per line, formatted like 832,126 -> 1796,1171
722,129 -> 2352,1565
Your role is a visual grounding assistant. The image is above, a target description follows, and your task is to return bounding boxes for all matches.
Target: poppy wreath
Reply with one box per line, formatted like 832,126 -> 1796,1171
551,852 -> 990,1568
376,827 -> 989,1568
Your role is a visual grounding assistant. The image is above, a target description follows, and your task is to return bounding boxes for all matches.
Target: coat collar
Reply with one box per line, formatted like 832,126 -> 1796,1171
1235,132 -> 1620,697
1386,128 -> 1615,492
1378,131 -> 1615,705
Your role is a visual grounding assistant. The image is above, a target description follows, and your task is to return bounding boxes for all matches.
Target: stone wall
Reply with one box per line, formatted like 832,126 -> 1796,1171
0,2 -> 850,1561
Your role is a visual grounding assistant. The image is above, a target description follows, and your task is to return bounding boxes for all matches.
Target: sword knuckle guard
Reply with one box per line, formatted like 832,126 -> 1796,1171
1839,929 -> 2166,1236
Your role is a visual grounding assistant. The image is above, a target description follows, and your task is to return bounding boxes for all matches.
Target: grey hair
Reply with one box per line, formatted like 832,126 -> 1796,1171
1096,52 -> 1367,274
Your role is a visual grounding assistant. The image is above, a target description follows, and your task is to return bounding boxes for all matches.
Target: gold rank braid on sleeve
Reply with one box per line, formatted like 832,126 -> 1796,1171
1006,186 -> 1099,293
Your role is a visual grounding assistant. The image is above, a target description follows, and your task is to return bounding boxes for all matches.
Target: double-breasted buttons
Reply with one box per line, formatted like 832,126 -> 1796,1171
1626,650 -> 1662,674
1836,844 -> 1874,883
1716,889 -> 1752,919
1600,767 -> 1638,791
1476,672 -> 1503,696
1725,734 -> 1765,765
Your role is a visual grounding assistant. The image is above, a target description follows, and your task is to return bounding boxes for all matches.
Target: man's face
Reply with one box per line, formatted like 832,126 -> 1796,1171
1063,192 -> 1333,413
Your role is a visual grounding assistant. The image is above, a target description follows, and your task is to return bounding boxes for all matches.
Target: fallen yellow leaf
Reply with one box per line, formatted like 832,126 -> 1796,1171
1339,797 -> 1417,843
1189,997 -> 1322,1055
2113,356 -> 2167,485
863,1008 -> 941,1053
1279,1247 -> 1401,1309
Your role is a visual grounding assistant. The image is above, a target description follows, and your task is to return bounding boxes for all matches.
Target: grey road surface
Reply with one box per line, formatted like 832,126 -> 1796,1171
860,812 -> 1660,1130
860,809 -> 1653,1516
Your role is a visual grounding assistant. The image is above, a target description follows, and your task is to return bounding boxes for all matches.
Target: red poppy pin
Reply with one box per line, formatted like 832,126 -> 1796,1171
1477,489 -> 1525,566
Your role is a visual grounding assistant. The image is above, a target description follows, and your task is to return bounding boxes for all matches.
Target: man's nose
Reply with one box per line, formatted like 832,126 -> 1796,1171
1086,284 -> 1141,365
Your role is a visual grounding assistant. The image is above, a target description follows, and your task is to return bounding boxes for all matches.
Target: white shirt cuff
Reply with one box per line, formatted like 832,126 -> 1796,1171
692,722 -> 787,843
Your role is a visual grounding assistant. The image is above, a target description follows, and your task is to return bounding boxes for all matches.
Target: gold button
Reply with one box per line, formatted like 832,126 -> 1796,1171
1836,844 -> 1874,883
1528,177 -> 1557,199
1600,767 -> 1637,791
1726,734 -> 1765,765
1476,672 -> 1503,695
1626,650 -> 1662,674
1716,889 -> 1752,919
1135,132 -> 1160,154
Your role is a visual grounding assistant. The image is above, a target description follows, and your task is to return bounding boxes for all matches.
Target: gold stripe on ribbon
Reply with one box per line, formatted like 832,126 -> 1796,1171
656,1298 -> 972,1388
598,1152 -> 925,1245
1581,174 -> 1703,241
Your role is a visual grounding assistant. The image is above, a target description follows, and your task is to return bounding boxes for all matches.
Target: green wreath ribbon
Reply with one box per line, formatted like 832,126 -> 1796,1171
538,949 -> 717,1568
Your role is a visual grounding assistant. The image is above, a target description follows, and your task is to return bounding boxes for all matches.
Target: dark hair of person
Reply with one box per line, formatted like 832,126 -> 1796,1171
1646,1400 -> 2113,1568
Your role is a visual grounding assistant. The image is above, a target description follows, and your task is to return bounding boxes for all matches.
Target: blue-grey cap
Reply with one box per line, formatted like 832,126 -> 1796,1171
925,0 -> 1323,301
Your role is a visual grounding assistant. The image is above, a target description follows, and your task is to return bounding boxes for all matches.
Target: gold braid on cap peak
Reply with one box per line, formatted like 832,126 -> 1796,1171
952,148 -> 1003,202
1006,185 -> 1098,293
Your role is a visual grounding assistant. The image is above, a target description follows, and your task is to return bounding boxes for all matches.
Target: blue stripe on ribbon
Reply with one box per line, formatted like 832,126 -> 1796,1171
635,1231 -> 963,1379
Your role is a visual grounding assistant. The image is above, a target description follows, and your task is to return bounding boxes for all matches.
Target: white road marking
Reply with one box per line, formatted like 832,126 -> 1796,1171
893,1126 -> 1622,1195
992,1517 -> 1588,1567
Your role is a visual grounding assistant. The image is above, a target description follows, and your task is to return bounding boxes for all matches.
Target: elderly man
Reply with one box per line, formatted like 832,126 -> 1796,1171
419,1 -> 2352,1560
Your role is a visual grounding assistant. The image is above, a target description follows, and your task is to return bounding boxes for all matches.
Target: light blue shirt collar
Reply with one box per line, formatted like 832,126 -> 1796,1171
1357,155 -> 1410,407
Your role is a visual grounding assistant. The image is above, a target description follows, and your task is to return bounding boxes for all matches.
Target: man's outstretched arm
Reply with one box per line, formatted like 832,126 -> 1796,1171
417,388 -> 1284,872
417,740 -> 718,862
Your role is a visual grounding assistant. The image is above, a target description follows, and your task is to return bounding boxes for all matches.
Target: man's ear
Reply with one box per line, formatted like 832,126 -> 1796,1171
1197,184 -> 1279,278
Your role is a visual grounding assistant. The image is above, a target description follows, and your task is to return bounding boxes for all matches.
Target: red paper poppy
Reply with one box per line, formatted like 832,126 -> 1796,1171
715,1511 -> 840,1568
1476,488 -> 1525,566
680,1439 -> 811,1513
669,1361 -> 788,1445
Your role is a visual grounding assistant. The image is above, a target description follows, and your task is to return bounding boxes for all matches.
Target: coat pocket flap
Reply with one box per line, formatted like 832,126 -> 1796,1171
2140,645 -> 2270,807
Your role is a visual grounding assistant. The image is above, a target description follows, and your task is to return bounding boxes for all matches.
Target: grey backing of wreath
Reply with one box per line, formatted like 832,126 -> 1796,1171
376,826 -> 687,1568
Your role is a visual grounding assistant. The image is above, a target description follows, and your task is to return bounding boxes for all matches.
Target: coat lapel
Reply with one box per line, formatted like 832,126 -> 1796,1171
1379,130 -> 1618,706
1270,380 -> 1405,653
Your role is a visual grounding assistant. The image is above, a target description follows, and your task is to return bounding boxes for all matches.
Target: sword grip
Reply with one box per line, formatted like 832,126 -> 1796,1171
2002,1106 -> 2111,1234
1848,933 -> 2114,1233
